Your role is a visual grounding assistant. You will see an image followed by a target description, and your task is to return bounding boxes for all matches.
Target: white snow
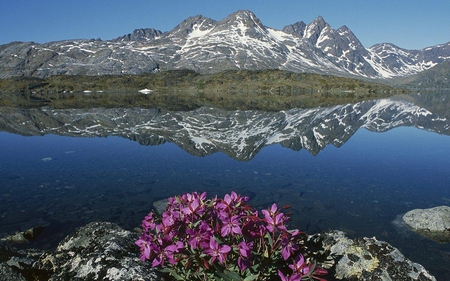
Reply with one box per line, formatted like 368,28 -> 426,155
267,28 -> 287,42
138,89 -> 153,94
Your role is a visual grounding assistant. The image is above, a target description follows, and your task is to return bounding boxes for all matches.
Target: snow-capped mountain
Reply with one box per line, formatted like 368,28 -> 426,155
1,93 -> 448,161
0,10 -> 449,80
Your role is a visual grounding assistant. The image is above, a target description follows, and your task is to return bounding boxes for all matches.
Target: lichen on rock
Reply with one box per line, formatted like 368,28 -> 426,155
316,230 -> 436,281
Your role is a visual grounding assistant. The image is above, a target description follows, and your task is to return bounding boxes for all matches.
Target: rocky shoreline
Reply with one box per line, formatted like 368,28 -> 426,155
0,221 -> 436,281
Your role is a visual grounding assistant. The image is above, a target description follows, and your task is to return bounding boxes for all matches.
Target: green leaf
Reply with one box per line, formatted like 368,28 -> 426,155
223,270 -> 243,281
157,268 -> 185,280
215,270 -> 234,281
266,233 -> 273,247
171,271 -> 184,280
243,273 -> 260,281
263,247 -> 269,258
157,268 -> 172,273
193,219 -> 202,227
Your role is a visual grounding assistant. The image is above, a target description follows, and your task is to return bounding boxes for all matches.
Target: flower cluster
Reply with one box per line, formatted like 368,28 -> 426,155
136,191 -> 327,281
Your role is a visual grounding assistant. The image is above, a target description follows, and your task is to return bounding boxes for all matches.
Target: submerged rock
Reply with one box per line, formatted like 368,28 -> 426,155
152,199 -> 169,215
312,231 -> 436,281
402,206 -> 450,243
1,226 -> 47,245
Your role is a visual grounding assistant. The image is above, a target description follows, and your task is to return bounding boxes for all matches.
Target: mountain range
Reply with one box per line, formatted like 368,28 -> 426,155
1,93 -> 448,161
1,10 -> 449,82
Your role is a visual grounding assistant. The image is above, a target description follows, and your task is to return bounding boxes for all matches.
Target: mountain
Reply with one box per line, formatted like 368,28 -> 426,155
0,10 -> 449,80
397,61 -> 450,88
0,93 -> 448,161
114,28 -> 163,42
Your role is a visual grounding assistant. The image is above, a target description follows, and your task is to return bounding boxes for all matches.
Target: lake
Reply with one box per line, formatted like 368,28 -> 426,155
1,91 -> 450,279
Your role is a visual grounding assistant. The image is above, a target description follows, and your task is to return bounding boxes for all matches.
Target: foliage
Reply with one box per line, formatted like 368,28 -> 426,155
0,70 -> 408,111
136,191 -> 328,281
0,69 -> 404,95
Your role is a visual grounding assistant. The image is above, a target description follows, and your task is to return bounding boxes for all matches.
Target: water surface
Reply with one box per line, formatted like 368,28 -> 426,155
1,92 -> 450,279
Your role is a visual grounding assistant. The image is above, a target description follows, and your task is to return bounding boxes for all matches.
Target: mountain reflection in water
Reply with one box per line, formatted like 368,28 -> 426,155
1,93 -> 449,161
0,92 -> 450,279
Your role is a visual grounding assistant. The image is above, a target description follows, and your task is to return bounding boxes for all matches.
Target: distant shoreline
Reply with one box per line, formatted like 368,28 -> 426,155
0,69 -> 408,111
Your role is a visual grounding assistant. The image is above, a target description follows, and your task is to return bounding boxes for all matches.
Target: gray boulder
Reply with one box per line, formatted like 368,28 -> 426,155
41,222 -> 162,281
0,264 -> 27,281
402,206 -> 450,243
314,231 -> 436,281
0,246 -> 50,280
0,222 -> 162,281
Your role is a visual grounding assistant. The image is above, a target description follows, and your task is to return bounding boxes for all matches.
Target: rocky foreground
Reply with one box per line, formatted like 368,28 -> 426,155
0,221 -> 436,281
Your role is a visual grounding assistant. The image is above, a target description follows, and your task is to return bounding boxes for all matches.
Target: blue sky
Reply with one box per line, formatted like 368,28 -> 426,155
1,0 -> 449,50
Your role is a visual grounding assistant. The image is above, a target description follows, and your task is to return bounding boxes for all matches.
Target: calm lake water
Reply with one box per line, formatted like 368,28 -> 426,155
1,92 -> 450,279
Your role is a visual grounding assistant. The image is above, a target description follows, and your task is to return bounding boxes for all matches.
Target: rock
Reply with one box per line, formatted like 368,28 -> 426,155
0,263 -> 27,281
152,199 -> 169,215
0,222 -> 438,281
312,230 -> 436,281
0,222 -> 162,281
2,233 -> 28,244
402,206 -> 450,243
0,246 -> 51,280
1,226 -> 46,244
41,222 -> 162,281
114,28 -> 164,42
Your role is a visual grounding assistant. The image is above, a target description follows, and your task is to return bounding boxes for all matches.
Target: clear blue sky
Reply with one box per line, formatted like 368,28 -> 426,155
1,0 -> 449,50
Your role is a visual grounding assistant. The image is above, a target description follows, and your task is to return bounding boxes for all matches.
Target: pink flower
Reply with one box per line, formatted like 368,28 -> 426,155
141,213 -> 156,231
135,233 -> 153,261
289,254 -> 307,274
136,191 -> 327,281
204,237 -> 231,265
220,215 -> 242,237
151,241 -> 184,267
238,241 -> 252,258
278,270 -> 302,281
186,221 -> 213,249
281,236 -> 300,260
261,203 -> 287,232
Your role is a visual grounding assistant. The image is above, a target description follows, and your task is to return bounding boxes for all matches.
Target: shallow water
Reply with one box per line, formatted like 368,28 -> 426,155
1,92 -> 450,279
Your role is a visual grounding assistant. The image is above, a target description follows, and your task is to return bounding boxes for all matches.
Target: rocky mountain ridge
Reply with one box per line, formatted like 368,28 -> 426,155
1,10 -> 449,80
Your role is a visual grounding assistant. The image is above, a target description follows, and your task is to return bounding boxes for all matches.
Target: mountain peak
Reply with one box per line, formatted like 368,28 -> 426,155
213,10 -> 267,35
337,25 -> 364,49
282,21 -> 307,37
232,9 -> 255,17
304,16 -> 330,43
337,25 -> 350,32
167,15 -> 217,38
221,10 -> 264,27
114,28 -> 163,42
227,9 -> 259,21
311,16 -> 327,27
